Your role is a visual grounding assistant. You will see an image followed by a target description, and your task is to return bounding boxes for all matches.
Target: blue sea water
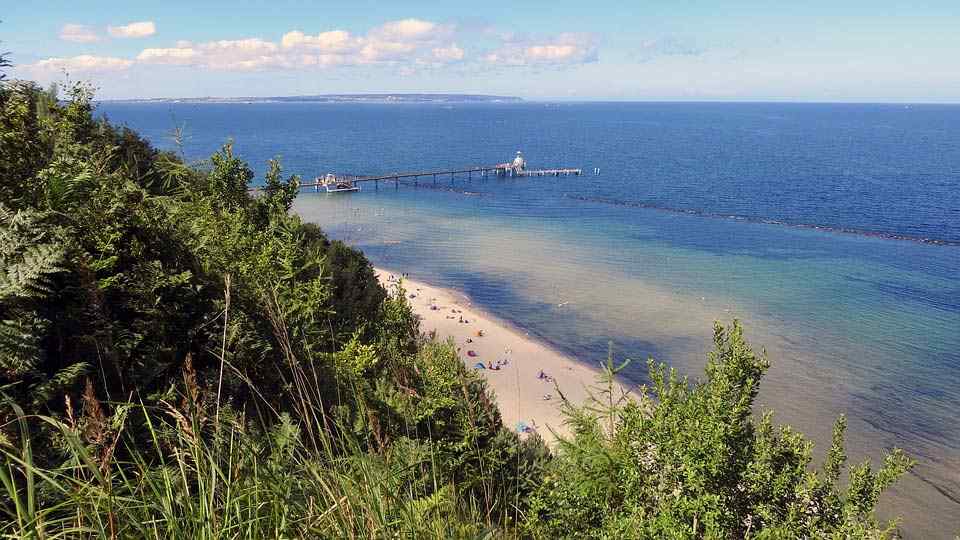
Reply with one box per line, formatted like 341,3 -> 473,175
99,101 -> 960,537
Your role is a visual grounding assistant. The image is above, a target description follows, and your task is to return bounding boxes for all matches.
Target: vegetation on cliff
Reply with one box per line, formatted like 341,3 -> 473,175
0,74 -> 912,538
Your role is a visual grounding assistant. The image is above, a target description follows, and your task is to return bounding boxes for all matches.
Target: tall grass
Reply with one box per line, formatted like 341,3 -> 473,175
1,386 -> 502,539
0,284 -> 516,538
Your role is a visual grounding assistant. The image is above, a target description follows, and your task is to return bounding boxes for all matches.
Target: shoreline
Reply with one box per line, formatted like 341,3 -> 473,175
375,267 -> 621,439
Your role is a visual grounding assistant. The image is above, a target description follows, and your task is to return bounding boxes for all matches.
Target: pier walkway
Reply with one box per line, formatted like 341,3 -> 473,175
249,151 -> 589,192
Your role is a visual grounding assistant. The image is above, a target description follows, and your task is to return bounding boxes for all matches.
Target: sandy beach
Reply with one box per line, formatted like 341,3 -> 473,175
376,268 -> 623,440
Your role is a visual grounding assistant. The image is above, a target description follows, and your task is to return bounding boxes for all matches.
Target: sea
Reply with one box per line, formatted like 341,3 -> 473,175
98,101 -> 960,537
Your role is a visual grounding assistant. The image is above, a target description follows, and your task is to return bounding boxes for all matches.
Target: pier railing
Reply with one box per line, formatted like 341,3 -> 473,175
249,164 -> 588,192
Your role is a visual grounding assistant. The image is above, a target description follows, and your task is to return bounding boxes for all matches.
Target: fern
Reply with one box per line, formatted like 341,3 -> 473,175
0,205 -> 66,299
0,204 -> 66,387
0,315 -> 47,377
29,362 -> 89,406
0,243 -> 65,299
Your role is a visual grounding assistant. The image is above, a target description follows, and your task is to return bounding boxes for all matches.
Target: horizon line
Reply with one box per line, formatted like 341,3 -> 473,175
95,93 -> 960,106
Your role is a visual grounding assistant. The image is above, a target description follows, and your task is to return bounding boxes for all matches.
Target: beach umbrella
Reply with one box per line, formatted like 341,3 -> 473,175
474,362 -> 486,369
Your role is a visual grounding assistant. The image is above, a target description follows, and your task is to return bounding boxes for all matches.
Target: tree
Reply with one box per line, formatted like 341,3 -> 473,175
525,320 -> 914,539
0,52 -> 9,81
262,157 -> 301,214
204,141 -> 255,211
0,22 -> 10,82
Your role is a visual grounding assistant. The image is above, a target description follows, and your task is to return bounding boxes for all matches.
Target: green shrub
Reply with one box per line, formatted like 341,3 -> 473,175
524,321 -> 913,539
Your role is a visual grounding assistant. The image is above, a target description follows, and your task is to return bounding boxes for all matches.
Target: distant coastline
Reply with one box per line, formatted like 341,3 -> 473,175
102,93 -> 523,104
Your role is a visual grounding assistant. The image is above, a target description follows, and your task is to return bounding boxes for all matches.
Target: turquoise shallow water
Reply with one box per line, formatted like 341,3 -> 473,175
100,101 -> 960,536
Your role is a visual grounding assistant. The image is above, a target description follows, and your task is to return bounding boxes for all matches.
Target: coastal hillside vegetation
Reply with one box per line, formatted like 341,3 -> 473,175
0,72 -> 913,538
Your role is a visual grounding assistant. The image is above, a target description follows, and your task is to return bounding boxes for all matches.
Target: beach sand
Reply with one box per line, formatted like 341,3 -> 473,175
376,268 -> 626,440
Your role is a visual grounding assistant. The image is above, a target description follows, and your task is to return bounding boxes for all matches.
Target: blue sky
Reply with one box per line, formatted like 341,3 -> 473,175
3,1 -> 959,101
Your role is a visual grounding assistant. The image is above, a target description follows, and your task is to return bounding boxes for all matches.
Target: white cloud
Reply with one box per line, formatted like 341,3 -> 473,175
200,39 -> 281,69
432,43 -> 464,62
107,21 -> 156,39
633,36 -> 706,62
281,19 -> 454,66
281,30 -> 355,52
484,33 -> 598,66
138,38 -> 283,70
526,44 -> 578,61
129,19 -> 596,74
28,55 -> 134,73
136,47 -> 199,65
140,18 -> 462,72
358,40 -> 417,62
59,24 -> 100,43
370,18 -> 438,41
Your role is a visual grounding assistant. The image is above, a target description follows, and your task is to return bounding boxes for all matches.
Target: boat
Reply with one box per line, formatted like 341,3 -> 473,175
317,173 -> 361,193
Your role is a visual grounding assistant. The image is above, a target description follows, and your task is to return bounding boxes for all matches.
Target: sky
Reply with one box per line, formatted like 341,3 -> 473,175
3,1 -> 960,102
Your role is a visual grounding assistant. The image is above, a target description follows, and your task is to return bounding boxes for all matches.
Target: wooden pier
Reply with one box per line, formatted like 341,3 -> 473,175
249,151 -> 588,193
504,167 -> 582,177
297,166 -> 501,191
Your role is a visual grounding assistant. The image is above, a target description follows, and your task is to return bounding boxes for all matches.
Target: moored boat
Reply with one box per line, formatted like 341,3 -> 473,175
317,173 -> 361,193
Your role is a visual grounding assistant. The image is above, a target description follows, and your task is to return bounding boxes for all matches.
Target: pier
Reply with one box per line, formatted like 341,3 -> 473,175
252,151 -> 588,192
299,166 -> 502,191
499,167 -> 583,177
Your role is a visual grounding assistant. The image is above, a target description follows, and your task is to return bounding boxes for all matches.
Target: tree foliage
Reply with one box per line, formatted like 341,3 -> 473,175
524,321 -> 914,538
0,79 -> 545,534
0,33 -> 10,82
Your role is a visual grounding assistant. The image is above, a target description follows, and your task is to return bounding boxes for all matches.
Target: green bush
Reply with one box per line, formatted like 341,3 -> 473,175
524,321 -> 913,539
